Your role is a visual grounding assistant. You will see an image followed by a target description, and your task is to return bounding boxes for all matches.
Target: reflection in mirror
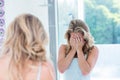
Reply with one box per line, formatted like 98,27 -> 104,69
57,0 -> 120,80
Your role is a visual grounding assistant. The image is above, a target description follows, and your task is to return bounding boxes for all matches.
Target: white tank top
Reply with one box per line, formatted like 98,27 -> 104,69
63,58 -> 90,80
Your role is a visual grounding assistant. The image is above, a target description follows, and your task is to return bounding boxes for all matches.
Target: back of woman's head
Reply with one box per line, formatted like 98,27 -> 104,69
2,14 -> 48,80
5,14 -> 48,62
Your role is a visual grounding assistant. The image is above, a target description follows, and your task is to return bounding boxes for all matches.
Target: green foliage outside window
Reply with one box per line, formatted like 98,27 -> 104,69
84,0 -> 120,44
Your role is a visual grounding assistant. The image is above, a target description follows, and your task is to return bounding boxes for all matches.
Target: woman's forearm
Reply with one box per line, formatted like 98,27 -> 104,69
58,48 -> 76,73
77,50 -> 91,75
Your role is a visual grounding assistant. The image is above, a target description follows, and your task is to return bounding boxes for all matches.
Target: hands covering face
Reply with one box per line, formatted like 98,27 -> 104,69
70,32 -> 85,50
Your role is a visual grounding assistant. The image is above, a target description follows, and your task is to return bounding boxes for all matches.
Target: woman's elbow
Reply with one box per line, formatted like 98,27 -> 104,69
58,63 -> 66,73
81,70 -> 91,76
58,68 -> 65,73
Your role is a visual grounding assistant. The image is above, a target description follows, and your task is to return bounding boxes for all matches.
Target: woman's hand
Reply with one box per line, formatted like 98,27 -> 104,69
74,33 -> 85,51
70,33 -> 85,51
70,33 -> 76,49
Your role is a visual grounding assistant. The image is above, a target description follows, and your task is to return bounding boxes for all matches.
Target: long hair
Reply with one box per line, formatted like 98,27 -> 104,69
2,14 -> 48,80
65,19 -> 94,55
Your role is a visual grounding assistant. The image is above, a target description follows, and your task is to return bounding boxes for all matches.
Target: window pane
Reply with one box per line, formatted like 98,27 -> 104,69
84,0 -> 120,44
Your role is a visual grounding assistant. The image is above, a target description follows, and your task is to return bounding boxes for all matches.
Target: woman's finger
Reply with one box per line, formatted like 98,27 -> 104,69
75,35 -> 80,42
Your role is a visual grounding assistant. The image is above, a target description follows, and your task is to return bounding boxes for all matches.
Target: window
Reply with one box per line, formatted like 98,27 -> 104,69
84,0 -> 120,44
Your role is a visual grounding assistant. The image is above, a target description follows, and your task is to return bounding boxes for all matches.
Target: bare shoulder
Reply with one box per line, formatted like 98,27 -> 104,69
42,60 -> 55,74
0,55 -> 10,67
42,61 -> 54,69
0,55 -> 10,77
89,46 -> 99,56
58,44 -> 67,57
59,44 -> 67,53
59,44 -> 67,50
92,46 -> 99,53
41,61 -> 55,80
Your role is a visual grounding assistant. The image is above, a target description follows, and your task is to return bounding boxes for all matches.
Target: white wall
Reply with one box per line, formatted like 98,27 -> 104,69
4,0 -> 49,32
91,44 -> 120,80
78,0 -> 84,20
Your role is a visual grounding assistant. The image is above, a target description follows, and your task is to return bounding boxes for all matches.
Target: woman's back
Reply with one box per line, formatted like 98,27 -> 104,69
0,55 -> 55,80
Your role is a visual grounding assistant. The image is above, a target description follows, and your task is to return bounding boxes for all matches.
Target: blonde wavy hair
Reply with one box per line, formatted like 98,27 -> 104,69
2,14 -> 48,80
65,19 -> 94,55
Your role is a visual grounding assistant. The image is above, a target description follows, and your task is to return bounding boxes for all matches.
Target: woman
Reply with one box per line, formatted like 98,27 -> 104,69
58,19 -> 99,80
0,14 -> 55,80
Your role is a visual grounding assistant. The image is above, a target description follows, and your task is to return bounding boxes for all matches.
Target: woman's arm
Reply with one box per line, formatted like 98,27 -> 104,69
57,44 -> 76,73
74,34 -> 99,76
77,46 -> 99,76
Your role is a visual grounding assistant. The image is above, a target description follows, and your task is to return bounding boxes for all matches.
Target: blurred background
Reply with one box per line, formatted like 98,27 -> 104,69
0,0 -> 120,80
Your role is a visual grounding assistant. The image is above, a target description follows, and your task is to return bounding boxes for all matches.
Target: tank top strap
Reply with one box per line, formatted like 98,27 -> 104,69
36,63 -> 42,80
